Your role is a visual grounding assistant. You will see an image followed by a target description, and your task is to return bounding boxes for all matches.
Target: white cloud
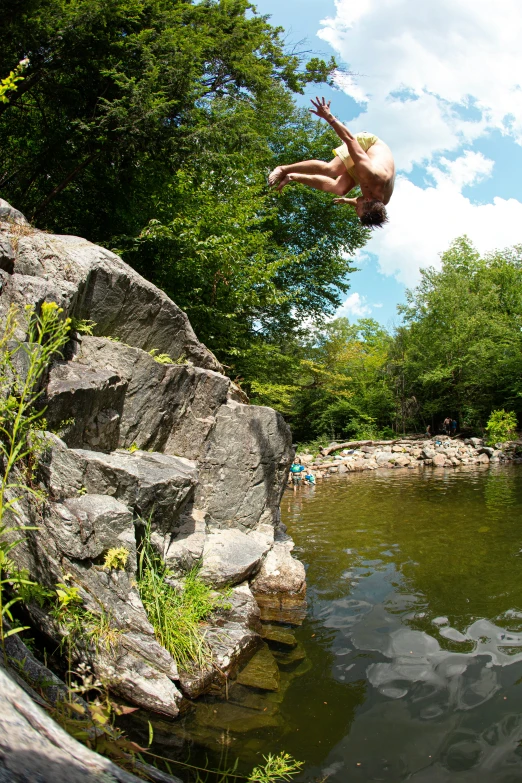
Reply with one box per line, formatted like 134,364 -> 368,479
319,0 -> 522,165
336,292 -> 372,318
372,303 -> 383,308
365,172 -> 522,286
429,150 -> 494,189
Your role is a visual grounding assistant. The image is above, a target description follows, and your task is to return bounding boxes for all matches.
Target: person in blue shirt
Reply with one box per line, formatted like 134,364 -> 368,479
290,457 -> 305,490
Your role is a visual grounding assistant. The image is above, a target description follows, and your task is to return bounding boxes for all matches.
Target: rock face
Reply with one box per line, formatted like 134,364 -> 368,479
0,217 -> 220,371
0,202 -> 298,722
251,539 -> 307,624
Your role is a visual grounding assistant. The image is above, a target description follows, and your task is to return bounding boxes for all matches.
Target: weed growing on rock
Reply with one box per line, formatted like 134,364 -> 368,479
148,348 -> 175,364
69,317 -> 97,336
0,302 -> 71,658
137,519 -> 222,671
103,547 -> 129,571
50,577 -> 121,655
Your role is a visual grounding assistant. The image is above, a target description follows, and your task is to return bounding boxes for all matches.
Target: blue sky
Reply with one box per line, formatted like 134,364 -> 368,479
255,0 -> 522,329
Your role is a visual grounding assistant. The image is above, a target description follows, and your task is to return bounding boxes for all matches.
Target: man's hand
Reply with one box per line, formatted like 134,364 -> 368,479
310,96 -> 333,122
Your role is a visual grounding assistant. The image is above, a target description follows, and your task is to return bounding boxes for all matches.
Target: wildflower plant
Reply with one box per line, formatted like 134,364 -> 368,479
0,302 -> 71,658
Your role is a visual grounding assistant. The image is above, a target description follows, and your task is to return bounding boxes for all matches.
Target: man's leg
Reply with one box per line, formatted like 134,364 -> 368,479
277,169 -> 352,195
269,157 -> 344,186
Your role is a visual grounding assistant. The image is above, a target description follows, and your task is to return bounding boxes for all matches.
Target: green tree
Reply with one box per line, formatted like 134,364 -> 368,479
1,0 -> 367,363
395,237 -> 522,432
249,317 -> 395,443
0,0 -> 334,237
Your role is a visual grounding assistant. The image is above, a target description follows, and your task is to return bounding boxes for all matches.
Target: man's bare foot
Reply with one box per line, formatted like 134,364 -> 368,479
277,174 -> 294,192
268,165 -> 285,186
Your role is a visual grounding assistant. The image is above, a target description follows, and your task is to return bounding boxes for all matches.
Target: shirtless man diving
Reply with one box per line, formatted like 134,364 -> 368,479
269,97 -> 395,228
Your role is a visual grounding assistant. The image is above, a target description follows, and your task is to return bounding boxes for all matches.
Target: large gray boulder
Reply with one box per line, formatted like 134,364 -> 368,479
199,527 -> 273,588
0,214 -> 220,371
51,494 -> 134,561
41,434 -> 197,536
55,335 -> 232,458
45,359 -> 127,451
197,401 -> 293,530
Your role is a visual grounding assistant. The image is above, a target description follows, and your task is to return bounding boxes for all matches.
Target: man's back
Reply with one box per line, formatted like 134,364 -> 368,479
363,140 -> 396,204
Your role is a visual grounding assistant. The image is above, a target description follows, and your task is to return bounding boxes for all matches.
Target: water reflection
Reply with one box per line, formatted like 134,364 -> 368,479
484,471 -> 517,521
282,466 -> 522,782
142,466 -> 522,783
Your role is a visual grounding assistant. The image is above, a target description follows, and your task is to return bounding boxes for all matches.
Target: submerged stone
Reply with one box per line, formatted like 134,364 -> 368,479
195,701 -> 281,733
261,623 -> 297,647
273,642 -> 306,668
236,644 -> 280,691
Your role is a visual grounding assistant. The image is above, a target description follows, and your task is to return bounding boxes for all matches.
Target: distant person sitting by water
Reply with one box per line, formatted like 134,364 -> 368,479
290,458 -> 305,490
425,425 -> 431,438
268,97 -> 395,228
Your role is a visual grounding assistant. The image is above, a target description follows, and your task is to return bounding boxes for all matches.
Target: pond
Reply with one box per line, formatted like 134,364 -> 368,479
145,465 -> 522,782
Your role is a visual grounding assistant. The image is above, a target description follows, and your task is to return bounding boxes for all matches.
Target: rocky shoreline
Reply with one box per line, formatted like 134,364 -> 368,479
298,436 -> 522,479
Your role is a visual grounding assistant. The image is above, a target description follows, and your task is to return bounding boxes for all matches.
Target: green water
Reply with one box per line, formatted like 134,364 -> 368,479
146,465 -> 522,782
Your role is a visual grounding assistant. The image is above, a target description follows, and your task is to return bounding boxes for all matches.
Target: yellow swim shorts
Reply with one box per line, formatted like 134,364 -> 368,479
333,132 -> 379,185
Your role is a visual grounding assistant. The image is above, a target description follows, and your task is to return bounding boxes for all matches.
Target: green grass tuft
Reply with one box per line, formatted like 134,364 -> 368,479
137,520 -> 224,671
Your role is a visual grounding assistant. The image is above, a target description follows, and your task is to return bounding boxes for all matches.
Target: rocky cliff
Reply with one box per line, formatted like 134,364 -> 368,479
0,199 -> 305,718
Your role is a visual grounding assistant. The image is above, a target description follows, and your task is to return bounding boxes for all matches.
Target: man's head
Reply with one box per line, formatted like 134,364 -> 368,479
355,198 -> 388,228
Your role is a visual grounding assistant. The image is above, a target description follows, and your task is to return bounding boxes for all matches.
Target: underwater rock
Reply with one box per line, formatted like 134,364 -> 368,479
261,624 -> 298,647
236,644 -> 280,691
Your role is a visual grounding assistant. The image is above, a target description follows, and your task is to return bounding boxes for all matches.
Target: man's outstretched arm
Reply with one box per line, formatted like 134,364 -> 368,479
310,97 -> 372,168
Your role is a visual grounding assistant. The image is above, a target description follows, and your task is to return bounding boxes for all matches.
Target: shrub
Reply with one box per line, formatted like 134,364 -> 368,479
485,409 -> 518,445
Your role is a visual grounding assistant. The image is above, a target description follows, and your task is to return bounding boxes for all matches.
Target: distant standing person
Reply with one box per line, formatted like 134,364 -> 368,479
268,97 -> 396,228
451,419 -> 457,437
443,417 -> 451,436
290,458 -> 305,492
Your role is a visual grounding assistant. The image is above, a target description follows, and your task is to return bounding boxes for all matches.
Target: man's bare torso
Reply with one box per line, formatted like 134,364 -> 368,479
351,139 -> 395,204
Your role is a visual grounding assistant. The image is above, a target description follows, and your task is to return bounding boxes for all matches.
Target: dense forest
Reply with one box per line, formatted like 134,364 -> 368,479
2,0 -> 521,442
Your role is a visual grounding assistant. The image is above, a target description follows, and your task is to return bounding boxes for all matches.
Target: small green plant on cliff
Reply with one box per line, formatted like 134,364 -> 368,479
0,302 -> 71,658
50,576 -> 121,656
137,519 -> 224,671
147,348 -> 175,364
69,317 -> 97,336
485,409 -> 518,446
103,547 -> 129,571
